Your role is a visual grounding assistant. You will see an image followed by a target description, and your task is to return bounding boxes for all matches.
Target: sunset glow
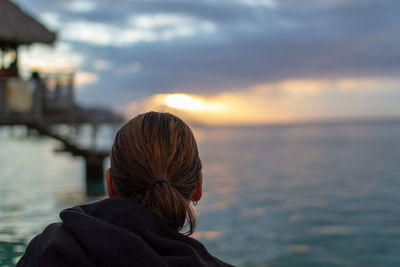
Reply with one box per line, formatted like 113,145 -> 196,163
164,94 -> 226,112
123,77 -> 400,126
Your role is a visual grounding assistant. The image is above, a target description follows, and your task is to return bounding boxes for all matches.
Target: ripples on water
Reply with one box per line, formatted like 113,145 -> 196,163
1,121 -> 400,266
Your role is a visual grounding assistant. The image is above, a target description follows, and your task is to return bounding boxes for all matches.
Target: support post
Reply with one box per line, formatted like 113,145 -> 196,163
32,73 -> 43,120
0,79 -> 7,113
67,74 -> 74,106
14,46 -> 19,77
84,154 -> 106,196
54,79 -> 61,106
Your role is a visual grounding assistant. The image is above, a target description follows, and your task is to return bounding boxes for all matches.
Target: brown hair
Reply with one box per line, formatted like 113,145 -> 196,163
110,112 -> 202,235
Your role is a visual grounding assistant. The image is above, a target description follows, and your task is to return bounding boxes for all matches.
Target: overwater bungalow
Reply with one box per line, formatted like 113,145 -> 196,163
0,0 -> 56,75
0,0 -> 122,123
0,0 -> 123,195
0,0 -> 56,117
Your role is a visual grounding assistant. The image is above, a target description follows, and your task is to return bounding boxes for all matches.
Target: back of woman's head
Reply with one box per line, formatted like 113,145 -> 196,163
110,112 -> 202,235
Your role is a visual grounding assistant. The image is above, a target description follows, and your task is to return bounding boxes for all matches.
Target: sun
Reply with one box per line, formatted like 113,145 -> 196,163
164,94 -> 225,112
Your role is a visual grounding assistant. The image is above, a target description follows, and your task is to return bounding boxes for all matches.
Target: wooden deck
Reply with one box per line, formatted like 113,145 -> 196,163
0,75 -> 124,195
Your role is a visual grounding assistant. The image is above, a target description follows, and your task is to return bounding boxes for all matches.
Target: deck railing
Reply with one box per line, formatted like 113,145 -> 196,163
40,72 -> 75,111
0,72 -> 75,116
0,79 -> 6,113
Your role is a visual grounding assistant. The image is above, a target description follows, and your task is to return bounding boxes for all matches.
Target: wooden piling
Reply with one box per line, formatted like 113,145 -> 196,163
85,154 -> 106,196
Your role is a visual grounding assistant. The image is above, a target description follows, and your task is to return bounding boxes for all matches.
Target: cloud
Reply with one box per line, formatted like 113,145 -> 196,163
59,13 -> 216,47
75,72 -> 98,86
67,0 -> 97,13
13,0 -> 400,113
61,21 -> 157,46
92,59 -> 111,71
19,42 -> 84,73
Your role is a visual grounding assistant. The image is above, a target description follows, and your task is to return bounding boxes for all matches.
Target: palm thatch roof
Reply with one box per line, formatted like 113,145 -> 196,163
0,0 -> 56,47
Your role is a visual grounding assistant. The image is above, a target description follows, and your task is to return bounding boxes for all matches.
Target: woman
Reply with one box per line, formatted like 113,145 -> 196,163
17,112 -> 232,267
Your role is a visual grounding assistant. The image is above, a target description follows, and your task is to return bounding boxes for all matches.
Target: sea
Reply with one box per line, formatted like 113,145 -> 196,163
1,120 -> 400,267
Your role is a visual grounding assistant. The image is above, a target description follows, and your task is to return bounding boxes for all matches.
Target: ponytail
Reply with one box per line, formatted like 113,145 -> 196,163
143,180 -> 196,235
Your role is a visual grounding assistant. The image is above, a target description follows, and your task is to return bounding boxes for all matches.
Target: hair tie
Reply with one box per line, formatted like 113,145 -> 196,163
147,178 -> 170,191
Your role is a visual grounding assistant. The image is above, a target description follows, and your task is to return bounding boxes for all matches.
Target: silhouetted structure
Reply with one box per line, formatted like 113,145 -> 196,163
0,0 -> 124,195
0,0 -> 56,77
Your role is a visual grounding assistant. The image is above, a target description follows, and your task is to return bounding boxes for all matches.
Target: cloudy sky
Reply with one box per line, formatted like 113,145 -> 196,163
13,0 -> 400,124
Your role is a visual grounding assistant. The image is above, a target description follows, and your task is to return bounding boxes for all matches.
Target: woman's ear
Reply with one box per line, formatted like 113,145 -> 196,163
190,172 -> 203,202
106,168 -> 119,197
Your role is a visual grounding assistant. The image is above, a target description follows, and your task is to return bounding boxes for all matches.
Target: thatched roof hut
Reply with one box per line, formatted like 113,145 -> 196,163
0,0 -> 56,48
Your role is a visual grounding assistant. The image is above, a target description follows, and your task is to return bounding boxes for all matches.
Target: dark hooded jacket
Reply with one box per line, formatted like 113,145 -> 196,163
16,197 -> 233,267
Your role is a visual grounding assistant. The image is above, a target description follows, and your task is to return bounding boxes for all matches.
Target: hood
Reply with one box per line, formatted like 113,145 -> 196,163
17,197 -> 232,267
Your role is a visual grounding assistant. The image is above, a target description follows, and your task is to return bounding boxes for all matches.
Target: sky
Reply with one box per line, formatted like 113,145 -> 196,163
12,0 -> 400,125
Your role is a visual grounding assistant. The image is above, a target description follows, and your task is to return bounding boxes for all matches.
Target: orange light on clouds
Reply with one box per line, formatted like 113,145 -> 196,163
127,92 -> 291,125
123,77 -> 400,126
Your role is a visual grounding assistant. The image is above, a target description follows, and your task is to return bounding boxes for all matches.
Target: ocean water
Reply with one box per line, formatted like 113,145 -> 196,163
1,121 -> 400,266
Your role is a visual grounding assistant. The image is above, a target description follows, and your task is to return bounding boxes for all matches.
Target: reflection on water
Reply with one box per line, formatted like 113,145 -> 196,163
0,128 -> 97,266
1,122 -> 400,266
